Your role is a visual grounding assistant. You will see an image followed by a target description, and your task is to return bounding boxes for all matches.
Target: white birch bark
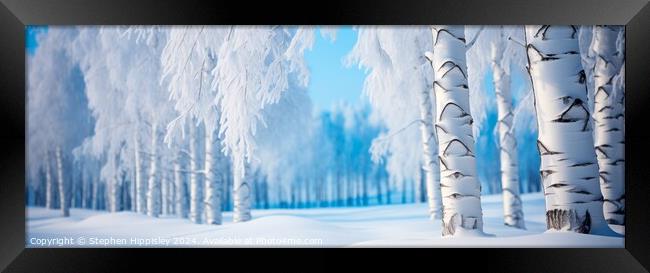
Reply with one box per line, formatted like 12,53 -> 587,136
127,167 -> 134,211
491,29 -> 525,229
173,158 -> 187,218
592,25 -> 625,225
81,168 -> 88,209
431,25 -> 484,236
90,176 -> 96,209
161,175 -> 169,215
169,173 -> 176,215
525,25 -> 614,235
146,122 -> 161,217
70,167 -> 77,209
417,83 -> 443,220
45,151 -> 55,209
415,167 -> 423,203
134,132 -> 146,214
203,129 -> 222,225
233,160 -> 252,222
189,124 -> 202,223
109,177 -> 120,212
55,146 -> 69,217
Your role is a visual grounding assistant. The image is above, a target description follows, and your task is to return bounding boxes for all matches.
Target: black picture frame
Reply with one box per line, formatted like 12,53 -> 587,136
1,0 -> 649,272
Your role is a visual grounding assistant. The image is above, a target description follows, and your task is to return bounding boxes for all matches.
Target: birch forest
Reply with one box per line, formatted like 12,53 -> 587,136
26,25 -> 625,246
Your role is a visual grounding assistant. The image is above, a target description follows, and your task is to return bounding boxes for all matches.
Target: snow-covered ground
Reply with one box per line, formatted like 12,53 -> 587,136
26,192 -> 624,247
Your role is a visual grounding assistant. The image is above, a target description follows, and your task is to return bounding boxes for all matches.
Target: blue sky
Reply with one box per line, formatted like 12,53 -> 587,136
26,26 -> 47,55
304,27 -> 366,110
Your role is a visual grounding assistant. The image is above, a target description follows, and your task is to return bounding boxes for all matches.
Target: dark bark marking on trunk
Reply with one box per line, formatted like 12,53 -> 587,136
546,209 -> 591,233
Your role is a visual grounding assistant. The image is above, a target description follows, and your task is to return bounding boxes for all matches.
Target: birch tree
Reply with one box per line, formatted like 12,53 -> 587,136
490,27 -> 525,228
430,25 -> 484,236
162,26 -> 314,222
203,126 -> 222,224
28,27 -> 92,217
253,87 -> 314,212
162,26 -> 228,224
188,123 -> 202,223
591,25 -> 625,225
55,146 -> 69,216
211,26 -> 314,222
71,28 -> 133,212
133,125 -> 145,213
146,122 -> 161,217
122,27 -> 172,217
417,82 -> 444,220
524,25 -> 615,235
44,152 -> 55,209
348,27 -> 443,219
70,27 -> 172,214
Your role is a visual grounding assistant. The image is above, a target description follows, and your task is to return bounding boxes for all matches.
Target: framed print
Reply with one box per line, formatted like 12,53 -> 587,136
1,0 -> 649,272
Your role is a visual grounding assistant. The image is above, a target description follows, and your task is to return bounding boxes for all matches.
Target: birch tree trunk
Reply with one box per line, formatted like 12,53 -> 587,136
174,158 -> 187,218
109,177 -> 121,212
362,173 -> 368,206
70,165 -> 77,209
430,25 -> 484,236
525,25 -> 614,235
134,132 -> 146,214
417,83 -> 444,220
92,179 -> 98,210
45,151 -> 55,209
203,129 -> 222,225
401,179 -> 407,204
55,146 -> 69,217
81,168 -> 88,209
225,167 -> 232,210
592,25 -> 625,225
233,160 -> 252,222
385,177 -> 392,204
189,124 -> 202,223
146,123 -> 161,217
170,174 -> 176,215
491,29 -> 525,229
127,166 -> 134,211
415,168 -> 423,203
161,174 -> 169,215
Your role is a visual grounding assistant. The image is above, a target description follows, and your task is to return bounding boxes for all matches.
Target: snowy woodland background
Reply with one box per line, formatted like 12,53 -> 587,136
26,25 -> 625,247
